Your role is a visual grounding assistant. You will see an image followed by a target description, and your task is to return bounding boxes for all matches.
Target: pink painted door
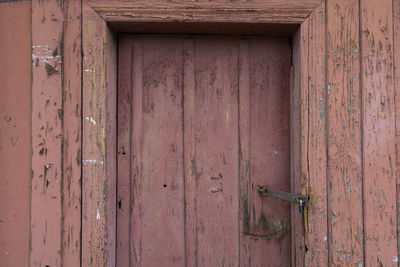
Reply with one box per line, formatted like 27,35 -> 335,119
117,35 -> 291,267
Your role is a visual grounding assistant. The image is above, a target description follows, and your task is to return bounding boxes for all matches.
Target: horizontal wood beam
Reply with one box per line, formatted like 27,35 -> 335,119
90,0 -> 323,24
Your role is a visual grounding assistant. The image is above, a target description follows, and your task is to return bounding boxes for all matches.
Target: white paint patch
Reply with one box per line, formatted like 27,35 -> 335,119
393,256 -> 398,263
377,251 -> 382,255
274,150 -> 278,155
32,45 -> 62,65
97,209 -> 100,220
83,159 -> 104,165
324,236 -> 327,241
85,69 -> 94,73
32,54 -> 61,63
85,117 -> 97,125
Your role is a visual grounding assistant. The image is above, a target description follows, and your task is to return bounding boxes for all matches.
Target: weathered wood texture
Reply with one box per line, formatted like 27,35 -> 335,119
1,0 -> 400,266
326,0 -> 364,265
292,2 -> 328,266
31,0 -> 64,266
361,0 -> 397,265
291,24 -> 305,267
90,0 -> 322,24
395,0 -> 400,263
116,36 -> 132,267
304,3 -> 328,266
82,1 -> 117,266
62,0 -> 82,266
117,35 -> 291,266
0,2 -> 31,267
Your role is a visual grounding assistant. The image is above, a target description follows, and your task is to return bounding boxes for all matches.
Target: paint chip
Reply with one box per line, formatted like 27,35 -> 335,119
85,117 -> 96,125
97,209 -> 100,220
393,256 -> 398,263
83,159 -> 104,165
45,63 -> 59,76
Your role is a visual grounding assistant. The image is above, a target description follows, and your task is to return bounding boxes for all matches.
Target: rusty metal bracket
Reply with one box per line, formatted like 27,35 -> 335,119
256,185 -> 308,213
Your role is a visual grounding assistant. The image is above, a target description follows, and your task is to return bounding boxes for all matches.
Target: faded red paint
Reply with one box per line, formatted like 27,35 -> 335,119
326,0 -> 364,265
117,35 -> 291,266
1,0 -> 400,266
395,0 -> 400,263
31,0 -> 64,266
0,2 -> 31,267
62,1 -> 82,266
82,1 -> 118,265
301,3 -> 328,265
361,0 -> 397,264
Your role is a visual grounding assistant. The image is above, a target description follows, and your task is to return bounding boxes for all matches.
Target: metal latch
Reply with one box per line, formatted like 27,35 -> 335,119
256,185 -> 307,213
257,185 -> 309,233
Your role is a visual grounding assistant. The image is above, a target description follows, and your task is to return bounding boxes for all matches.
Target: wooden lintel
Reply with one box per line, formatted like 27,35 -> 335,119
89,0 -> 323,24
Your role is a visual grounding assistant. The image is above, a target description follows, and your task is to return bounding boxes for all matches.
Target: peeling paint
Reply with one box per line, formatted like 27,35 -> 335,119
83,159 -> 104,166
85,117 -> 96,125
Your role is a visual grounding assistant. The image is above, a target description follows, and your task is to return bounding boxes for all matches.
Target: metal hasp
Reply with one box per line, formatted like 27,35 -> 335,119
257,185 -> 308,213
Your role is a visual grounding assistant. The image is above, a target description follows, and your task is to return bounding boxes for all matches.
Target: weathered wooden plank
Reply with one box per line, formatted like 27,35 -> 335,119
326,0 -> 364,265
183,39 -> 197,267
394,0 -> 400,263
360,0 -> 397,264
0,2 -> 31,266
140,37 -> 185,266
194,37 -> 239,266
238,39 -> 251,267
82,2 -> 117,266
90,0 -> 323,25
116,36 -> 132,267
247,38 -> 291,267
105,25 -> 118,267
304,3 -> 328,266
130,37 -> 143,267
292,23 -> 309,266
62,1 -> 82,266
31,0 -> 64,266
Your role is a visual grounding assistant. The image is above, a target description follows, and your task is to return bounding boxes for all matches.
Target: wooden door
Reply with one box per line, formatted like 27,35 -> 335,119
117,35 -> 291,267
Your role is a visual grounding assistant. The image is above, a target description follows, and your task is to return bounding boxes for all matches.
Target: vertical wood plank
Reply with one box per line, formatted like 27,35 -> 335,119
394,0 -> 400,263
238,39 -> 251,267
0,2 -> 31,266
62,1 -> 82,266
105,25 -> 118,267
82,2 -> 117,266
293,23 -> 309,266
304,3 -> 328,266
31,0 -> 64,266
140,37 -> 185,266
326,0 -> 364,265
360,0 -> 397,264
183,39 -> 197,267
130,38 -> 143,267
247,38 -> 291,267
194,38 -> 239,266
116,36 -> 132,267
291,27 -> 302,267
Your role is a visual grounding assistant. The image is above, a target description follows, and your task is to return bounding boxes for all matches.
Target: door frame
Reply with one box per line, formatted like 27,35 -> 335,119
81,1 -> 326,266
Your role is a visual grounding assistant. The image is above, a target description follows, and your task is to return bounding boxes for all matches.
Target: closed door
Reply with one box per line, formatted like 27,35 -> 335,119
117,35 -> 291,267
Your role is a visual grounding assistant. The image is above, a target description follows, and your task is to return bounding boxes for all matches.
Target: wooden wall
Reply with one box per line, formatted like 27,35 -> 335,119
0,0 -> 400,266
